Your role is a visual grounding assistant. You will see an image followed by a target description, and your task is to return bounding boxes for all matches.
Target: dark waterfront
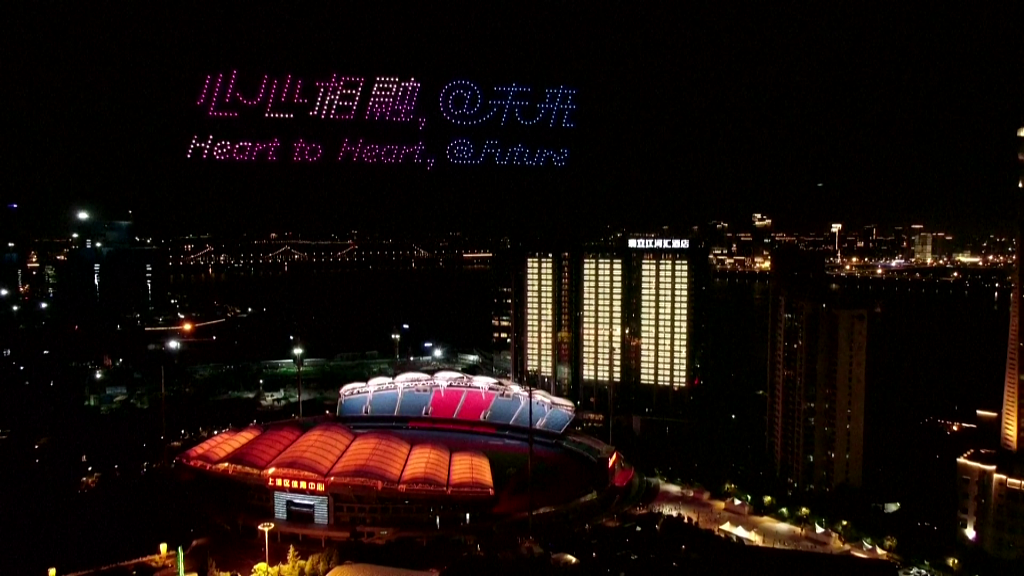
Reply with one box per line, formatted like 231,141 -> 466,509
166,266 -> 497,359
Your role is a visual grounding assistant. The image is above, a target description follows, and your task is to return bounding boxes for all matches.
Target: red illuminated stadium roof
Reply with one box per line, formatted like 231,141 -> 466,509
399,444 -> 451,487
194,426 -> 262,464
176,419 -> 495,497
329,433 -> 411,484
181,429 -> 238,460
267,422 -> 356,479
224,425 -> 303,471
449,451 -> 493,491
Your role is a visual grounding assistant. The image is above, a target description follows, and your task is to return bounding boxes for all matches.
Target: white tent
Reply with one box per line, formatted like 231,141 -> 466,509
719,521 -> 759,542
846,541 -> 887,559
807,523 -> 837,545
724,497 -> 752,516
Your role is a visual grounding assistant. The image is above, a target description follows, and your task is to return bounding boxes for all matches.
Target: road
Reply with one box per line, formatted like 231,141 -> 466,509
642,482 -> 889,560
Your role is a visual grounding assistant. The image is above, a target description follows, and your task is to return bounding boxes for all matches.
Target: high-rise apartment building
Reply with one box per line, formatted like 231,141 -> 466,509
515,234 -> 702,417
526,256 -> 555,378
914,233 -> 933,262
638,258 -> 688,387
581,257 -> 622,384
491,284 -> 512,350
767,248 -> 866,491
954,125 -> 1024,560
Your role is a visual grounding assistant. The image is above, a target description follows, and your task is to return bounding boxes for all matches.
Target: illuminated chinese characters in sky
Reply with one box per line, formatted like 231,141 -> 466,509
187,71 -> 575,170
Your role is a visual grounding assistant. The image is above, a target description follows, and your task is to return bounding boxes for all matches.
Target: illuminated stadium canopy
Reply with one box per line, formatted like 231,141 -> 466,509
337,371 -> 576,433
178,421 -> 494,497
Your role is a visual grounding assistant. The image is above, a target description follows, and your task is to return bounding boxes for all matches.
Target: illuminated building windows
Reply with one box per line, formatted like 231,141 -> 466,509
640,259 -> 688,387
582,258 -> 622,383
526,258 -> 554,377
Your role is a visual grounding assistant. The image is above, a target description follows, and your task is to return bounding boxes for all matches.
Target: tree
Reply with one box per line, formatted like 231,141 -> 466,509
304,554 -> 322,576
323,546 -> 340,571
208,557 -> 232,576
279,545 -> 306,576
251,562 -> 282,576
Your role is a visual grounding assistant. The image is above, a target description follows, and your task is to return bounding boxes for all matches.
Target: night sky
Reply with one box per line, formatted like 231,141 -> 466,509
5,4 -> 1024,237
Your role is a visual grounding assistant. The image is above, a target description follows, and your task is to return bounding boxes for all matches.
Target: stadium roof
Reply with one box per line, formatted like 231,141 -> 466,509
329,432 -> 411,484
400,444 -> 451,487
268,422 -> 356,479
224,425 -> 303,471
177,420 -> 493,496
338,371 -> 576,433
194,426 -> 261,464
449,451 -> 494,492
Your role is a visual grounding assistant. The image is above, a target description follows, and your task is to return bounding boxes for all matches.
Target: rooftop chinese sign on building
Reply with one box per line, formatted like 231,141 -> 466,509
628,238 -> 689,249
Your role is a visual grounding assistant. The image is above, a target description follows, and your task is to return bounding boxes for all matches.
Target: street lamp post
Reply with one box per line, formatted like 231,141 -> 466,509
258,522 -> 275,567
606,340 -> 614,444
391,331 -> 401,360
528,382 -> 533,538
163,340 -> 181,442
292,347 -> 303,418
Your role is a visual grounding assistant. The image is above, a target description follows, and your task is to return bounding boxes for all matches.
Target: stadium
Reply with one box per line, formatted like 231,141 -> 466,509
176,371 -> 642,541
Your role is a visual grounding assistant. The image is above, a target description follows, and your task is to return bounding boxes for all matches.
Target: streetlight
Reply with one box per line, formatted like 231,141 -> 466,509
391,332 -> 401,360
258,522 -> 275,567
433,348 -> 443,359
0,288 -> 7,297
292,347 -> 304,418
77,211 -> 90,221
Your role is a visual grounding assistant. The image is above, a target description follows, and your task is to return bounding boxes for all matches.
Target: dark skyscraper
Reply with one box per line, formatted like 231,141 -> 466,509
767,247 -> 867,491
955,125 -> 1024,560
1003,125 -> 1024,452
